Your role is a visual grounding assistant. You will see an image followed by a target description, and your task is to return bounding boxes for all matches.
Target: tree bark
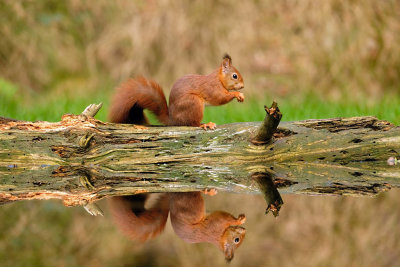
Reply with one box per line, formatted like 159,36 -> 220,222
0,107 -> 399,206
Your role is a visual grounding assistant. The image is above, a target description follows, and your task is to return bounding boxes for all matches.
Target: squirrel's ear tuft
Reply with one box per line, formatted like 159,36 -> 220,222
223,53 -> 232,62
222,53 -> 232,70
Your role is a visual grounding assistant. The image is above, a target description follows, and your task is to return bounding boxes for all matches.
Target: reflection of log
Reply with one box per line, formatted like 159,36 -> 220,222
0,104 -> 399,206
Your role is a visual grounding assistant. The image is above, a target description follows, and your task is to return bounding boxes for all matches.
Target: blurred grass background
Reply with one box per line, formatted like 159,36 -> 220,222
1,0 -> 400,124
0,0 -> 399,266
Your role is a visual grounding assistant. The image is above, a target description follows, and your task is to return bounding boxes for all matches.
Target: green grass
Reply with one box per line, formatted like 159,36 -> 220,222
203,93 -> 400,125
1,91 -> 399,125
0,88 -> 110,122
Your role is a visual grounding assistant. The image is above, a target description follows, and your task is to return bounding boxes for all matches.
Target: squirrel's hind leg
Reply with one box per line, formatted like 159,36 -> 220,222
200,122 -> 217,130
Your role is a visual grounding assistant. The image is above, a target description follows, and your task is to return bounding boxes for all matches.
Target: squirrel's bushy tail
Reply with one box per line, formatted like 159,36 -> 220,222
108,76 -> 169,125
109,194 -> 170,242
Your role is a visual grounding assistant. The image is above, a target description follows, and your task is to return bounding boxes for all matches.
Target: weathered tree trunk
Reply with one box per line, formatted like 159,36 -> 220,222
0,105 -> 399,206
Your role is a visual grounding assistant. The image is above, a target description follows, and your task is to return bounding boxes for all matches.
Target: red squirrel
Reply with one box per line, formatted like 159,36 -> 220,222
109,191 -> 246,262
108,54 -> 244,129
108,54 -> 246,260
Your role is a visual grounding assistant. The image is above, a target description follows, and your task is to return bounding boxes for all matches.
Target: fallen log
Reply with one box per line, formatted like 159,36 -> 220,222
0,103 -> 399,207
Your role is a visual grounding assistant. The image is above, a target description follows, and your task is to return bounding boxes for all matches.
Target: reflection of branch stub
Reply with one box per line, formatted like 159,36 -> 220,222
84,203 -> 104,216
266,202 -> 281,217
251,101 -> 282,145
251,172 -> 284,217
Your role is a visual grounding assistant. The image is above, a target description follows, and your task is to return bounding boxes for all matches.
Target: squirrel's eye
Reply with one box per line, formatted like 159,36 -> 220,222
234,238 -> 240,243
232,73 -> 238,79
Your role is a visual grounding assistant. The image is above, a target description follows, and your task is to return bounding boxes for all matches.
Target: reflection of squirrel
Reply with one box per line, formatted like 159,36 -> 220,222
169,192 -> 246,262
108,54 -> 244,129
109,192 -> 246,261
108,194 -> 170,242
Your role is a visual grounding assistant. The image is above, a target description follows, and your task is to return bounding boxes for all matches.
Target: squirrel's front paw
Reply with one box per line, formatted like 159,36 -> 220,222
235,92 -> 245,102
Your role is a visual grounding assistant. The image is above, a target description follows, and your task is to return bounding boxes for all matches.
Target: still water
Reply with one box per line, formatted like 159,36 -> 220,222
1,188 -> 399,267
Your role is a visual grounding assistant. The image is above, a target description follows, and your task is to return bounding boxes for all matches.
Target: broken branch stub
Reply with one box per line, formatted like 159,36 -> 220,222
251,101 -> 282,145
81,103 -> 103,118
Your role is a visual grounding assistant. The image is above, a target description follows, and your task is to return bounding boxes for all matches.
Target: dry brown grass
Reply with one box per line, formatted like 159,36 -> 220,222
1,0 -> 399,99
